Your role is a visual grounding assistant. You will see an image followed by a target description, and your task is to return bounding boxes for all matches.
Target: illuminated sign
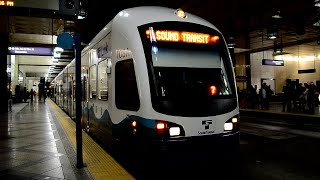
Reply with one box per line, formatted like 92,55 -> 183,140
8,46 -> 53,56
0,1 -> 14,6
146,30 -> 219,44
262,59 -> 284,66
298,69 -> 316,74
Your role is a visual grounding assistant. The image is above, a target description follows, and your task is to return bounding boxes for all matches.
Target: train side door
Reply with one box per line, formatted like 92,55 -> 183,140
82,68 -> 90,132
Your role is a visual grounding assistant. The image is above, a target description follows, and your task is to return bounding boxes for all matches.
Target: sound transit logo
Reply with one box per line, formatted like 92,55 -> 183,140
202,120 -> 212,130
199,120 -> 214,135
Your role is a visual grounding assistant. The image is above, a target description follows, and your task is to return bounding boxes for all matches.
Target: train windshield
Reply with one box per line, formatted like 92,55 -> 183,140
138,22 -> 237,117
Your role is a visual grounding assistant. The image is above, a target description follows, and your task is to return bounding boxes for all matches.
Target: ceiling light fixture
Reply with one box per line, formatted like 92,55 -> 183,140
272,11 -> 282,19
273,42 -> 283,54
175,8 -> 187,19
315,0 -> 320,7
227,37 -> 235,48
267,28 -> 279,39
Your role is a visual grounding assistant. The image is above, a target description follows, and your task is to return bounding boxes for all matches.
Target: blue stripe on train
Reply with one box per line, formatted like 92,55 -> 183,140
113,115 -> 156,129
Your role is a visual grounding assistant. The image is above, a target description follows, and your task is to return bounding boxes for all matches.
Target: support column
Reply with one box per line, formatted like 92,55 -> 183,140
234,34 -> 251,91
0,16 -> 9,113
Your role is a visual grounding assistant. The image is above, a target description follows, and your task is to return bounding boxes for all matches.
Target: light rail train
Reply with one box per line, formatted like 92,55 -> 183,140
51,6 -> 240,153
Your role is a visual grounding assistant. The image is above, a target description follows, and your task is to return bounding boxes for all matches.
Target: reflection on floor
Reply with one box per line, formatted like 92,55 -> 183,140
0,99 -> 91,179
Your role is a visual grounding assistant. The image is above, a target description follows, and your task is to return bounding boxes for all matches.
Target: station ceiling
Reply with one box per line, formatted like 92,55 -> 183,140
5,0 -> 320,82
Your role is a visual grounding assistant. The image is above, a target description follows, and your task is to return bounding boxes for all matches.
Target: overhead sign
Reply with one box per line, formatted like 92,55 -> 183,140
57,32 -> 74,49
0,1 -> 14,6
11,0 -> 58,10
262,59 -> 284,66
8,46 -> 53,56
3,0 -> 79,16
298,69 -> 316,74
236,76 -> 247,82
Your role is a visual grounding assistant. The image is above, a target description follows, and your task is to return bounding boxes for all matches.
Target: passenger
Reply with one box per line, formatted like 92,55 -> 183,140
33,90 -> 36,100
23,87 -> 28,103
43,90 -> 47,102
300,83 -> 309,112
297,83 -> 306,112
260,83 -> 271,110
247,84 -> 257,109
282,80 -> 293,112
47,90 -> 51,99
30,89 -> 34,102
307,83 -> 315,114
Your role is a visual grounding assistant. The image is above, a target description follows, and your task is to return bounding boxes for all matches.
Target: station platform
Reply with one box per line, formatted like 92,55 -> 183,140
0,98 -> 134,180
240,101 -> 320,123
0,99 -> 319,180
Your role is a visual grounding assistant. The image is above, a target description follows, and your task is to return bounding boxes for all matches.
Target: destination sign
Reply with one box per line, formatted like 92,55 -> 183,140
146,30 -> 219,44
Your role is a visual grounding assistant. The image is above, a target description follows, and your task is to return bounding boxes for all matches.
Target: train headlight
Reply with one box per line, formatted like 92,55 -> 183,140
169,127 -> 180,136
232,117 -> 238,123
224,115 -> 239,132
224,123 -> 233,131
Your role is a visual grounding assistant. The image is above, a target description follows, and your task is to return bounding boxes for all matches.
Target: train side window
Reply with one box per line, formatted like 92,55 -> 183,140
98,59 -> 109,101
115,59 -> 140,111
89,65 -> 97,99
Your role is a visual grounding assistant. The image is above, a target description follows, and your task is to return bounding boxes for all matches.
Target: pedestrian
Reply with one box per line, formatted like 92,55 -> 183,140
259,83 -> 267,110
23,87 -> 28,103
30,89 -> 34,102
43,89 -> 47,102
282,80 -> 293,112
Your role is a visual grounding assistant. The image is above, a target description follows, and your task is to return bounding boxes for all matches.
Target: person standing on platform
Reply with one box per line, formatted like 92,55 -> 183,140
30,89 -> 34,102
307,83 -> 315,114
33,90 -> 36,101
23,87 -> 28,103
43,89 -> 47,102
282,80 -> 293,112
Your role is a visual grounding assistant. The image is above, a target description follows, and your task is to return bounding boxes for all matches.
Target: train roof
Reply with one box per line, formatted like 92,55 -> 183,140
82,6 -> 220,54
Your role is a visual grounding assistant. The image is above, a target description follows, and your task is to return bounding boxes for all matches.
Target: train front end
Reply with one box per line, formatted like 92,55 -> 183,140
133,20 -> 239,152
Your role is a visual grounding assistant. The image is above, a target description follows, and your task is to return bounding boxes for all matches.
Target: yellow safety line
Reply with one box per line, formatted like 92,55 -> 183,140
47,100 -> 135,180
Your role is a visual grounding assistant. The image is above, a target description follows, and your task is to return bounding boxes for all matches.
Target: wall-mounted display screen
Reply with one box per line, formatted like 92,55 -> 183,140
8,46 -> 53,56
262,59 -> 284,66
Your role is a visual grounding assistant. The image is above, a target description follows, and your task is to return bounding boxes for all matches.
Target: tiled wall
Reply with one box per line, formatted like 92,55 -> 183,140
250,51 -> 320,94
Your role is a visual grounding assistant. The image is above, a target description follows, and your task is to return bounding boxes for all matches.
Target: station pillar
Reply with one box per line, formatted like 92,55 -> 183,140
0,16 -> 9,113
234,34 -> 251,90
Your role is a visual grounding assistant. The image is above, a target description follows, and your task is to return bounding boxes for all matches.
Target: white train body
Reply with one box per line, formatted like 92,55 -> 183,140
53,6 -> 240,151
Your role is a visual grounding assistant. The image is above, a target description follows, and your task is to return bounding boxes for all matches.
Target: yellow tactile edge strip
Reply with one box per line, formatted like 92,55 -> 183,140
47,99 -> 135,180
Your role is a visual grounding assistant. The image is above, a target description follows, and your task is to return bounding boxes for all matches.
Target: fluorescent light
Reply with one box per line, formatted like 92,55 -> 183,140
268,35 -> 277,39
54,47 -> 64,53
272,11 -> 282,19
77,15 -> 86,19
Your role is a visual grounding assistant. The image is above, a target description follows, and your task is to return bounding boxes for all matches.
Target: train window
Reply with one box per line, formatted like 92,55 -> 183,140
89,65 -> 97,99
139,22 -> 237,116
115,59 -> 140,111
98,59 -> 109,101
